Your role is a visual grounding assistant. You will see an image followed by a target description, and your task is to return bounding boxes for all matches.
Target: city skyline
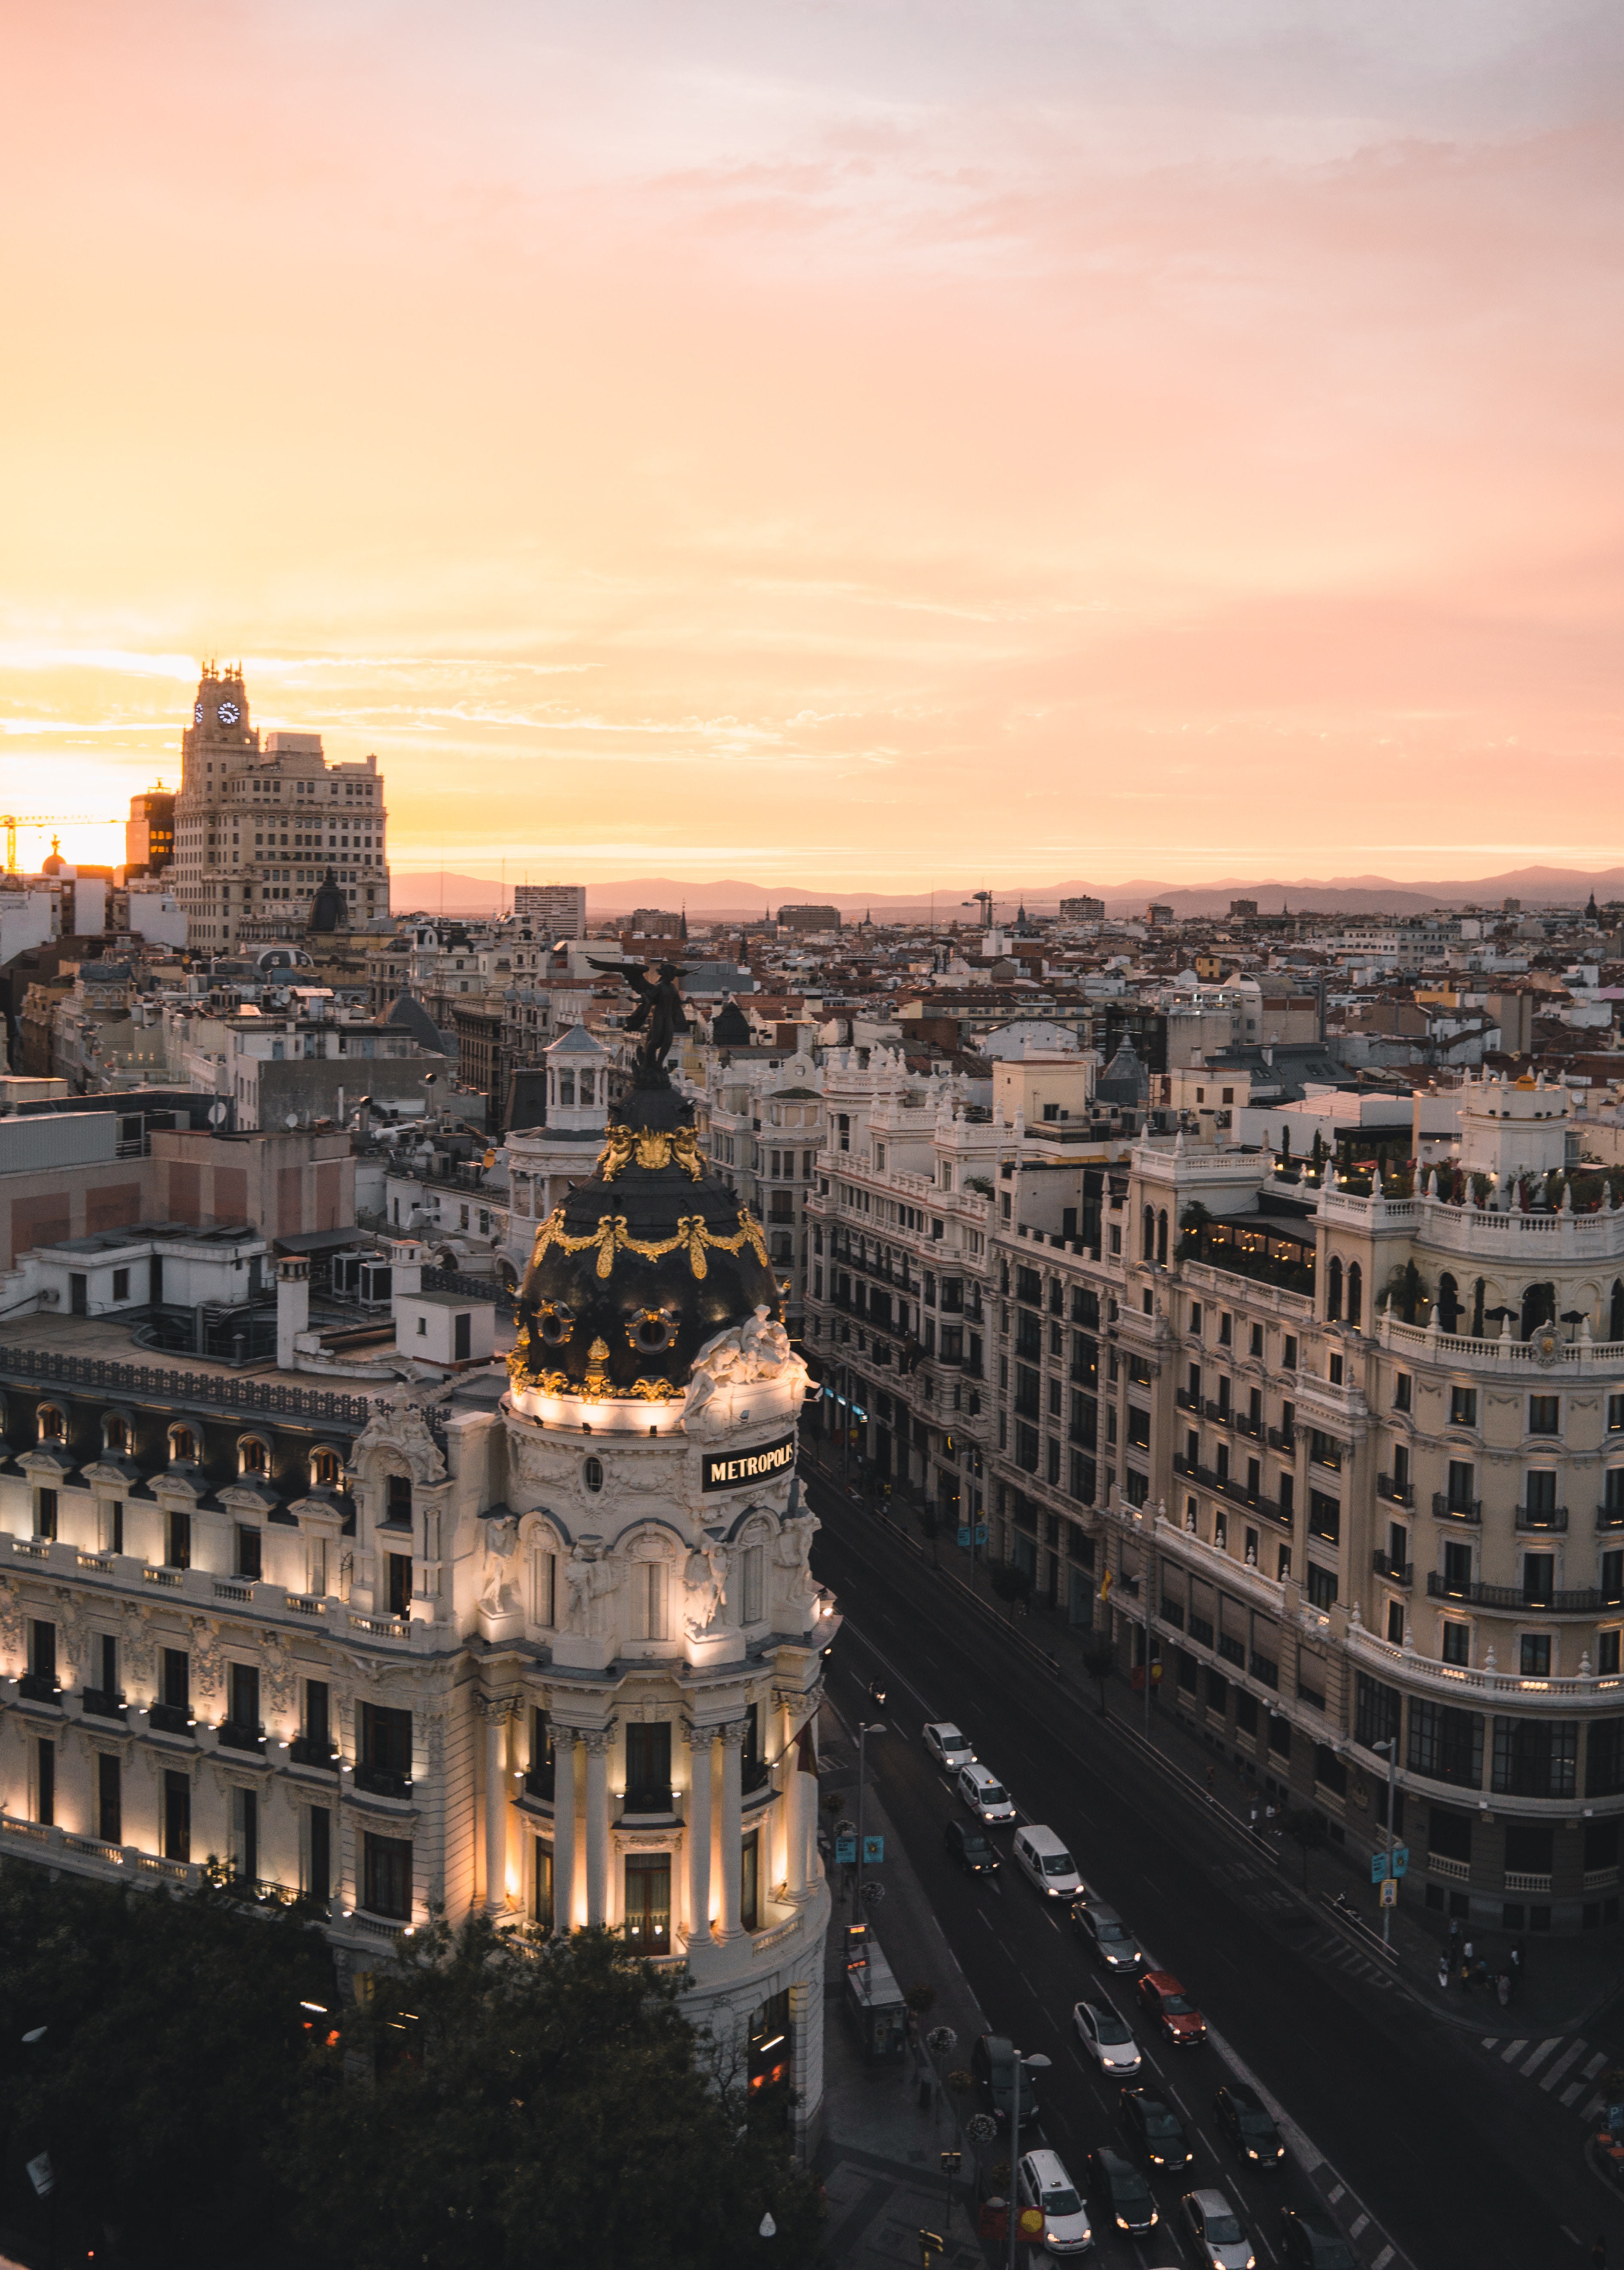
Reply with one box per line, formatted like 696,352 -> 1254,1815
5,1 -> 1622,889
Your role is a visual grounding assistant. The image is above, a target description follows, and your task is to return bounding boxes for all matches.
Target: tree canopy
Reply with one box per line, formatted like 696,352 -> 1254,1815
0,1867 -> 820,2270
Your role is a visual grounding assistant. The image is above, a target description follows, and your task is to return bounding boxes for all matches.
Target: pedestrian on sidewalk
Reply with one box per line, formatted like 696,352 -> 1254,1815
1205,1766 -> 1215,1799
1511,1937 -> 1525,1992
1496,1972 -> 1510,2008
1448,1918 -> 1462,1962
1436,1953 -> 1451,1991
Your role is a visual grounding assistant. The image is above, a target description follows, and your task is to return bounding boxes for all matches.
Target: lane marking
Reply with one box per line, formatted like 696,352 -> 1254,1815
1479,2035 -> 1499,2049
1327,2183 -> 1345,2203
1541,2039 -> 1589,2092
1563,2082 -> 1588,2106
1581,2093 -> 1605,2123
1373,2249 -> 1395,2270
1520,2037 -> 1561,2077
1350,2213 -> 1370,2238
1585,2051 -> 1609,2080
1500,2039 -> 1530,2063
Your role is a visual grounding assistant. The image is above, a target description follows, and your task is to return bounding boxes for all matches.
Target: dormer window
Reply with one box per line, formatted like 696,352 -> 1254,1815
37,1405 -> 65,1443
103,1415 -> 128,1454
169,1426 -> 196,1464
239,1437 -> 269,1477
311,1447 -> 342,1490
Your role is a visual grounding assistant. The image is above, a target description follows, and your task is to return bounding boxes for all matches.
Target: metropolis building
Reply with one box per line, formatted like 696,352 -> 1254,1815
0,1064 -> 832,2128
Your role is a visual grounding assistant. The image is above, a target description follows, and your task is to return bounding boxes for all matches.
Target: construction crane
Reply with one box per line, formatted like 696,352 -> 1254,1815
0,815 -> 116,872
961,889 -> 996,928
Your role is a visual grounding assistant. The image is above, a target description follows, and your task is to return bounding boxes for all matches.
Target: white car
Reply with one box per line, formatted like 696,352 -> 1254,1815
1017,2148 -> 1093,2256
923,1721 -> 976,1771
957,1761 -> 1018,1824
1182,2188 -> 1255,2270
1072,1999 -> 1142,2077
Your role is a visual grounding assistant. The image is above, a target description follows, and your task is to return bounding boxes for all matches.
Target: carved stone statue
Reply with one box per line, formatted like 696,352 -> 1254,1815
563,1542 -> 621,1634
681,1306 -> 803,1437
479,1514 -> 522,1615
772,1510 -> 821,1609
586,958 -> 690,1076
683,1539 -> 732,1638
351,1388 -> 448,1486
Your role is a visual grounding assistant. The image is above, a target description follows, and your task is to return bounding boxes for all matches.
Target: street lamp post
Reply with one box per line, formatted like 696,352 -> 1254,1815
1005,2050 -> 1051,2270
854,1721 -> 885,1919
1373,1736 -> 1399,1946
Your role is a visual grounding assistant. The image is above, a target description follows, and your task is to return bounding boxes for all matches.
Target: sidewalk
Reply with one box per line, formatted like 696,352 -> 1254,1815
805,1451 -> 1622,2042
813,1699 -> 994,2269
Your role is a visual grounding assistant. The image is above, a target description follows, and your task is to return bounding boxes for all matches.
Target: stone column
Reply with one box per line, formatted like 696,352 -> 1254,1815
716,1719 -> 747,1941
684,1723 -> 714,1943
479,1697 -> 515,1912
582,1727 -> 614,1929
551,1729 -> 578,1937
783,1739 -> 811,1903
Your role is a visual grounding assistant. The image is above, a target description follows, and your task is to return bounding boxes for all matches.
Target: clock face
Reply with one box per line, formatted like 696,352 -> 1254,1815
194,701 -> 203,724
216,700 -> 241,726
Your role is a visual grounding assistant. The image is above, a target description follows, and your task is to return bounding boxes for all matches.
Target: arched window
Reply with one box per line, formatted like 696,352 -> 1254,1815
1472,1277 -> 1486,1338
1611,1279 -> 1624,1343
310,1446 -> 342,1489
37,1404 -> 65,1443
1437,1273 -> 1461,1334
169,1425 -> 196,1464
103,1414 -> 129,1454
1521,1281 -> 1555,1342
1326,1255 -> 1343,1322
239,1436 -> 269,1477
1156,1209 -> 1169,1265
630,1545 -> 671,1642
1347,1262 -> 1363,1329
1142,1206 -> 1155,1261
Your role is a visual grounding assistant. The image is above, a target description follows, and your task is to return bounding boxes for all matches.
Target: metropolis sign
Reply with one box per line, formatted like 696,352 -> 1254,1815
701,1434 -> 797,1492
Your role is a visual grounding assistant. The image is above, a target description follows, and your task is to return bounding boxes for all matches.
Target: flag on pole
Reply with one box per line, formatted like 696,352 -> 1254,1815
1099,1568 -> 1113,1603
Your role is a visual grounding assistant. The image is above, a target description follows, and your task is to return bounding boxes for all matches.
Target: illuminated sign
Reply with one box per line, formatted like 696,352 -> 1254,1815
701,1434 -> 796,1492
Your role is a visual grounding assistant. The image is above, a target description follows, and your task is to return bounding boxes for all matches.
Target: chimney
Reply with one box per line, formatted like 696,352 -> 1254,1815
388,1235 -> 425,1295
276,1255 -> 309,1369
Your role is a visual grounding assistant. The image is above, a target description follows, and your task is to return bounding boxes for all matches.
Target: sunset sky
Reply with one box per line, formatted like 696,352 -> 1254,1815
3,1 -> 1621,892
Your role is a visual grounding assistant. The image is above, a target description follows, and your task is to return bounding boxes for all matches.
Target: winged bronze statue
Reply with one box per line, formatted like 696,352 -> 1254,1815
587,956 -> 691,1074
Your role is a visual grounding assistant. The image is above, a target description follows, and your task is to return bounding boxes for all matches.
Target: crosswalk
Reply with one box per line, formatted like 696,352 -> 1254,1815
1478,2031 -> 1617,2126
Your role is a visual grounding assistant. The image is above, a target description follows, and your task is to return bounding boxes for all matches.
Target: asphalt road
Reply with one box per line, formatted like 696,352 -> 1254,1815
809,1481 -> 1624,2270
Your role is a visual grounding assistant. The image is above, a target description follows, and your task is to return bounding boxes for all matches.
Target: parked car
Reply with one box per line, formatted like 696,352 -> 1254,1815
942,1818 -> 1000,1876
1017,2148 -> 1093,2255
1279,2208 -> 1359,2269
1213,2083 -> 1284,2167
923,1721 -> 976,1770
971,2033 -> 1042,2129
1119,2086 -> 1193,2171
1012,1823 -> 1083,1899
1137,1970 -> 1207,2046
1072,2000 -> 1142,2076
1086,2146 -> 1158,2236
1181,2187 -> 1256,2270
1071,1901 -> 1143,1973
957,1761 -> 1018,1824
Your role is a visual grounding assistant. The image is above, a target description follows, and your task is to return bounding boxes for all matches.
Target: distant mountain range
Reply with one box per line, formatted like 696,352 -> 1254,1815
392,864 -> 1624,923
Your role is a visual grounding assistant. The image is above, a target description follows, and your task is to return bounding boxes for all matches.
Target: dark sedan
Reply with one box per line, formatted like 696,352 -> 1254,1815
1070,1900 -> 1144,1974
1086,2146 -> 1158,2237
1118,2085 -> 1193,2171
1280,2207 -> 1359,2269
942,1818 -> 1000,1876
1214,2082 -> 1285,2168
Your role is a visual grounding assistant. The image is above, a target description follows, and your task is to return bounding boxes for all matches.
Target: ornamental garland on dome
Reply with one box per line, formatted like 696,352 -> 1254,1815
505,1345 -> 686,1400
526,1205 -> 770,1281
594,1125 -> 706,1182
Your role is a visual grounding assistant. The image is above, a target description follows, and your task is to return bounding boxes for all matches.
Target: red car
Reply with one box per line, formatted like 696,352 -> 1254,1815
1137,1970 -> 1207,2046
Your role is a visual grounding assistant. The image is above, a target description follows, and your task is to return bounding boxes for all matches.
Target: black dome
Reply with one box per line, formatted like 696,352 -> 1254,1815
510,1077 -> 779,1399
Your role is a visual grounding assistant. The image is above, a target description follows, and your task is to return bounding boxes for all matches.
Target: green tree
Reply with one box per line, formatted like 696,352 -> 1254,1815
1081,1634 -> 1116,1716
1278,1807 -> 1328,1888
288,1920 -> 821,2270
0,1864 -> 336,2270
988,1558 -> 1033,1615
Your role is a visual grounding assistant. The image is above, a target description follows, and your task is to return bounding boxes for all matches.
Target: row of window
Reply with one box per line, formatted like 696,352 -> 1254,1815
1356,1672 -> 1624,1798
32,1403 -> 350,1488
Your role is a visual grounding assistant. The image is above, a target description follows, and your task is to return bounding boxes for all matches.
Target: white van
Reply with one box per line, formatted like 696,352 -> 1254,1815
956,1761 -> 1017,1824
1017,2148 -> 1092,2256
1012,1822 -> 1082,1898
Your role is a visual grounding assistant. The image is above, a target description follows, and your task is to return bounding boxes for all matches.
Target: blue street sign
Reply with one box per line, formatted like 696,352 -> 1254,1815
835,1836 -> 857,1864
957,1525 -> 972,1549
1370,1852 -> 1389,1883
862,1835 -> 884,1865
974,1524 -> 989,1546
1371,1845 -> 1409,1883
1391,1845 -> 1409,1877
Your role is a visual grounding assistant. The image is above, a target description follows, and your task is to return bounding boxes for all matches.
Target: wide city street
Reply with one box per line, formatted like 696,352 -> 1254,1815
809,1477 -> 1624,2270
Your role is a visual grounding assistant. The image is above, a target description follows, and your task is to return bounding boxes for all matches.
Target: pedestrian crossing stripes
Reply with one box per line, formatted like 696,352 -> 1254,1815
1478,2034 -> 1619,2130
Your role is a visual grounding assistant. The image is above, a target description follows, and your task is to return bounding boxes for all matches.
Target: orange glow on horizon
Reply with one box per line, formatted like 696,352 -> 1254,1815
3,6 -> 1620,897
